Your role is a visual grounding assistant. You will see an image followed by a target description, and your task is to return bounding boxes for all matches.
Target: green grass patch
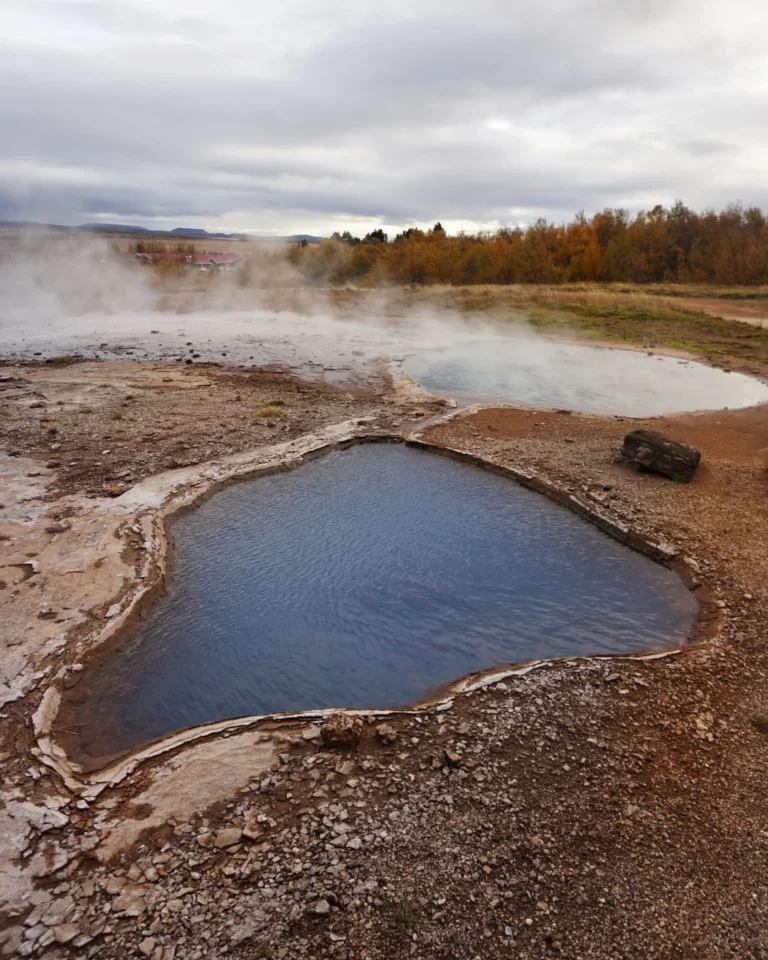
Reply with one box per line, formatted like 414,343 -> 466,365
518,302 -> 768,365
46,354 -> 79,366
751,716 -> 768,734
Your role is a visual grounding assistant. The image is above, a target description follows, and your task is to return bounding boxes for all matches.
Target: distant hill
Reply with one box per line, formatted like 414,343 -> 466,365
170,227 -> 212,236
80,223 -> 149,233
170,227 -> 254,240
0,219 -> 323,243
79,225 -> 323,242
77,223 -> 252,240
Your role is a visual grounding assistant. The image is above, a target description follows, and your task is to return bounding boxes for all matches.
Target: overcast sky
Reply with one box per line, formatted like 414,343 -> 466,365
1,0 -> 766,236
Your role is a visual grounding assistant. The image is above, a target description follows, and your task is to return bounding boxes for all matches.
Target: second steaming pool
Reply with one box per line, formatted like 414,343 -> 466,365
402,340 -> 768,414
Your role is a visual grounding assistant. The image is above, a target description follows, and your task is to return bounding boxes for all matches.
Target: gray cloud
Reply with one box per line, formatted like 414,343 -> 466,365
1,0 -> 766,234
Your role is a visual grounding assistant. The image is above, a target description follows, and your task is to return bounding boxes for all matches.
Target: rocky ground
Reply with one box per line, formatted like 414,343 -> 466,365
1,361 -> 768,959
0,360 -> 439,500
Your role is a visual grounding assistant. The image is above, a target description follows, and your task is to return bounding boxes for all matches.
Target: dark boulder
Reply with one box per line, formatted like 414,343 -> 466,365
621,429 -> 701,482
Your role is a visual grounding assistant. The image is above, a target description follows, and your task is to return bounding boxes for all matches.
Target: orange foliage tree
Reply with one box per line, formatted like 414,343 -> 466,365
288,202 -> 768,286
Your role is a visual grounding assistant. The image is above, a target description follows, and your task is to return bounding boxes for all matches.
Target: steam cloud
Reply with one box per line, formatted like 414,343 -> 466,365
3,232 -> 765,417
0,233 -> 525,378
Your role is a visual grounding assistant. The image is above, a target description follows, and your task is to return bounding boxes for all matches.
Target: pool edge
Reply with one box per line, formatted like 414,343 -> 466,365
32,423 -> 720,798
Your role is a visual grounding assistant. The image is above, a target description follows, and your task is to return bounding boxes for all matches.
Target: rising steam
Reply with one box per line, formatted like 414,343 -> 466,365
0,231 -> 528,376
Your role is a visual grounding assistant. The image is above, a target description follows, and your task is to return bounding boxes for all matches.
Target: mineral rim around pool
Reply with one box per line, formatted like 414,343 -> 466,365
71,444 -> 700,759
402,340 -> 768,415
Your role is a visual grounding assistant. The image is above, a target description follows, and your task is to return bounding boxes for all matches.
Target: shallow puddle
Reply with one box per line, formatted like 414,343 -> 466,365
402,340 -> 768,414
74,444 -> 699,758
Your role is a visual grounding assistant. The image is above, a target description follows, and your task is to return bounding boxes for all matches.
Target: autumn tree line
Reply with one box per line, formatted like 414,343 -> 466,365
286,202 -> 768,286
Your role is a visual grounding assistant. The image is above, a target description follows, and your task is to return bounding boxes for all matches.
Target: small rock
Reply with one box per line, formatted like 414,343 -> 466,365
64,671 -> 83,690
44,523 -> 70,534
376,723 -> 398,745
230,924 -> 257,946
313,899 -> 331,916
242,814 -> 263,841
40,897 -> 76,927
52,924 -> 79,945
139,937 -> 157,957
214,827 -> 243,849
0,926 -> 24,957
112,885 -> 147,916
321,712 -> 363,749
123,897 -> 147,917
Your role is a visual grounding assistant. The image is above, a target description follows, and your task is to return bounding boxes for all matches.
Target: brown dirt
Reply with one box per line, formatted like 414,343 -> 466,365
0,361 -> 438,500
3,365 -> 768,960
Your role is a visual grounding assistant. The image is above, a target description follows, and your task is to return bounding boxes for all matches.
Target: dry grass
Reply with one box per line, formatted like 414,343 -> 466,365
254,404 -> 287,419
380,284 -> 768,366
414,283 -> 712,320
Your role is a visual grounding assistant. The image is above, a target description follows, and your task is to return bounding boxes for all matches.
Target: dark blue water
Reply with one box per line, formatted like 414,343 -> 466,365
402,341 -> 768,415
76,444 -> 698,757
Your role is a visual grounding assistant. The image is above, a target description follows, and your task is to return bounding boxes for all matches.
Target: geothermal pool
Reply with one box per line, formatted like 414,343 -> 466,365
402,340 -> 768,415
74,444 -> 699,758
5,308 -> 768,414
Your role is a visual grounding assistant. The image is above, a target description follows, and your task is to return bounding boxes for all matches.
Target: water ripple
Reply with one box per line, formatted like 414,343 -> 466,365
76,444 -> 699,756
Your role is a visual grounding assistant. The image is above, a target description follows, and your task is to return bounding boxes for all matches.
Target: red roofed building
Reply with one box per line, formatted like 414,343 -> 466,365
135,252 -> 242,270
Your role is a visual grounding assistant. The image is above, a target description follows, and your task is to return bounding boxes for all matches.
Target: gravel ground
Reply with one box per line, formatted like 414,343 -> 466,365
0,360 -> 439,500
2,376 -> 768,960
